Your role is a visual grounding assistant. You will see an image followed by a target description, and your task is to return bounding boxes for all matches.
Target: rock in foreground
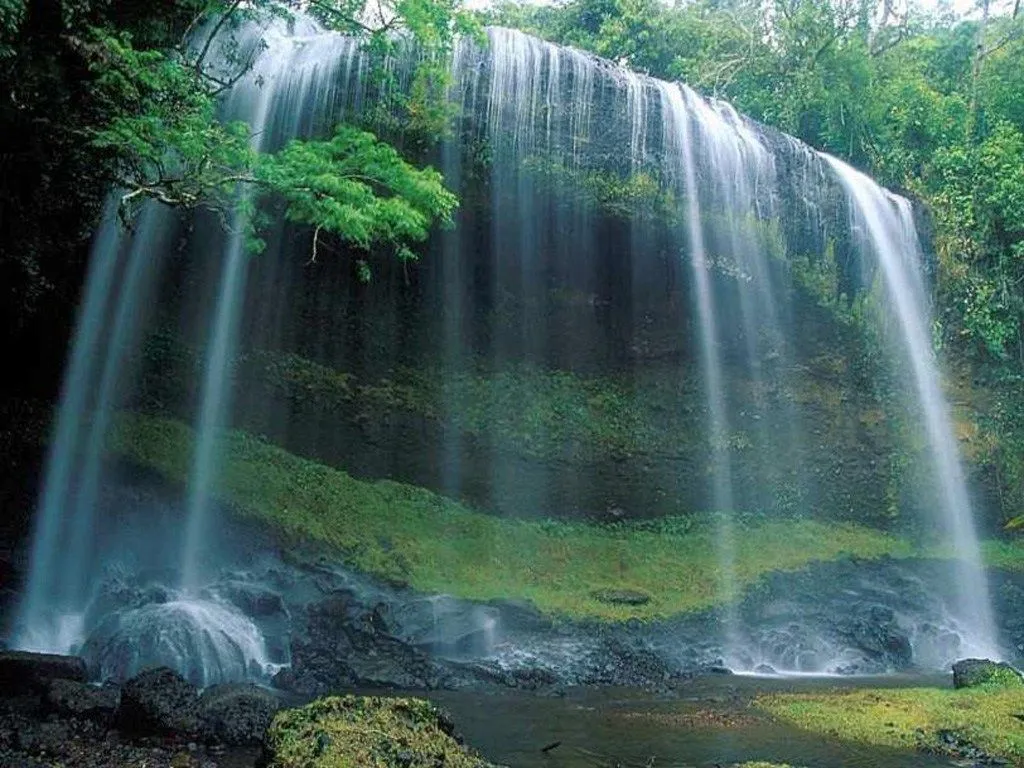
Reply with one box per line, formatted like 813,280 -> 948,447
0,651 -> 86,692
117,666 -> 199,736
952,658 -> 1023,690
262,695 -> 502,767
198,683 -> 283,745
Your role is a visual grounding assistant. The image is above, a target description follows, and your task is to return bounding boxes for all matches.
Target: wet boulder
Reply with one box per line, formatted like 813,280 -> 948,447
117,667 -> 200,736
198,683 -> 283,745
388,595 -> 500,657
842,604 -> 913,668
44,678 -> 119,723
952,658 -> 1024,689
0,651 -> 87,693
209,581 -> 286,618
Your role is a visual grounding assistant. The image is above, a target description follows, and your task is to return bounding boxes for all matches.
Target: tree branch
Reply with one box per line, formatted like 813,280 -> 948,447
308,224 -> 323,264
193,0 -> 245,73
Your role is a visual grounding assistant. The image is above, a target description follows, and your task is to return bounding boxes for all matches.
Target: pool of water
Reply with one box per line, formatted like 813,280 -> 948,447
427,673 -> 959,767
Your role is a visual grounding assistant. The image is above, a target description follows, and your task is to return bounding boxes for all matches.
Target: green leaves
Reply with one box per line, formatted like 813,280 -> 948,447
0,0 -> 24,58
68,0 -> 466,274
931,121 -> 1024,359
256,125 -> 457,257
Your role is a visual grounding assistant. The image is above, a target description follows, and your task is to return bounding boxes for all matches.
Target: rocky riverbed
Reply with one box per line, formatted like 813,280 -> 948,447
1,649 -> 1012,767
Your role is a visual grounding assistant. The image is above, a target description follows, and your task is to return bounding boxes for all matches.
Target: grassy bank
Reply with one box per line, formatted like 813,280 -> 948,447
104,412 -> 928,620
757,685 -> 1024,766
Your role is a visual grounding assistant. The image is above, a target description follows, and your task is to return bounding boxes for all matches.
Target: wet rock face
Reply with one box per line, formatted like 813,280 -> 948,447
0,651 -> 87,693
952,658 -> 1024,689
723,558 -> 990,673
43,679 -> 119,724
283,590 -> 451,695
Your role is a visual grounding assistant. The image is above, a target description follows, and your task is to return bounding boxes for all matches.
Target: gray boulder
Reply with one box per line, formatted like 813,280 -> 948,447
117,666 -> 200,736
44,678 -> 120,723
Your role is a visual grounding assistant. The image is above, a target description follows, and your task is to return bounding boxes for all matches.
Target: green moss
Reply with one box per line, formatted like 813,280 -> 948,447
240,350 -> 692,463
263,696 -> 495,768
521,154 -> 679,223
957,661 -> 1024,690
982,540 -> 1024,570
107,412 -> 923,620
757,687 -> 1024,766
981,666 -> 1024,689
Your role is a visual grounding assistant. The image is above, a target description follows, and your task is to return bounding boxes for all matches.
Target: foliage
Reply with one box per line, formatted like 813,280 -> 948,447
86,1 -> 464,266
932,121 -> 1024,360
264,696 -> 496,768
0,0 -> 469,326
257,126 -> 456,260
522,155 -> 679,223
108,411 -> 927,620
757,685 -> 1024,765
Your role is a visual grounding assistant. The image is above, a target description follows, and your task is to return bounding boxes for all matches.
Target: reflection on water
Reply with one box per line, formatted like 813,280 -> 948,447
428,675 -> 957,768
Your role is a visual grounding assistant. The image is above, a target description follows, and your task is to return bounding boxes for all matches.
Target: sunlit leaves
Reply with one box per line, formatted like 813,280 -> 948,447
257,125 -> 457,254
73,0 -> 467,274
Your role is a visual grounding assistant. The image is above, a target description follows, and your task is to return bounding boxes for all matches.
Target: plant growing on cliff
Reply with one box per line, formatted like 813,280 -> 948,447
4,0 -> 470,278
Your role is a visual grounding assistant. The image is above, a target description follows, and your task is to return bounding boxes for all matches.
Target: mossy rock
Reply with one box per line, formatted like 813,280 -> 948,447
952,658 -> 1024,690
262,695 -> 501,767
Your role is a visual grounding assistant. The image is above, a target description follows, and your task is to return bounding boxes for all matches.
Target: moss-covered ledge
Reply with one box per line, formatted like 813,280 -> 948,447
105,412 -> 966,621
756,684 -> 1024,766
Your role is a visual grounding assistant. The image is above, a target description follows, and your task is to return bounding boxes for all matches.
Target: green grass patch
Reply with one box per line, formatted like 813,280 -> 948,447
981,538 -> 1024,571
107,412 -> 918,619
757,686 -> 1024,766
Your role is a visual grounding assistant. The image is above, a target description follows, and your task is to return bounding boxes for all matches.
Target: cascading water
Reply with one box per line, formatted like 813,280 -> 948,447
657,81 -> 740,654
12,19 -> 367,681
824,155 -> 1000,659
12,16 -> 1002,685
15,201 -> 174,652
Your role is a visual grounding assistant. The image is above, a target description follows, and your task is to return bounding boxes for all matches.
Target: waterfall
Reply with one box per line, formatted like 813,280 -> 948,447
824,155 -> 1000,659
12,18 -> 1001,682
657,81 -> 739,653
13,20 -> 364,680
14,202 -> 172,653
